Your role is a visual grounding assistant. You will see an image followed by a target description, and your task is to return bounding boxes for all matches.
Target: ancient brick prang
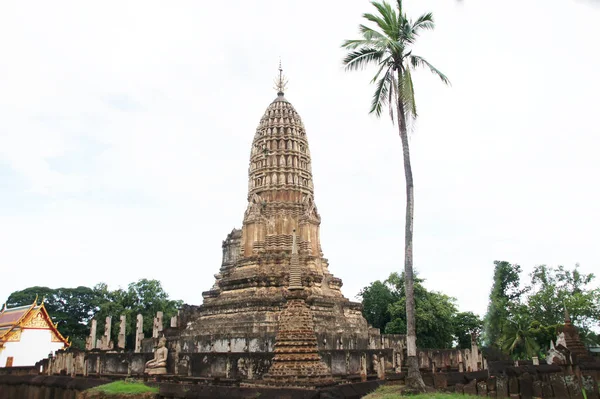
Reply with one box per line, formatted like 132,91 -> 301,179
261,295 -> 334,387
182,72 -> 370,342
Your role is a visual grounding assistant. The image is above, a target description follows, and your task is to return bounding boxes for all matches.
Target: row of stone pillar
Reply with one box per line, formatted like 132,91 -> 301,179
85,311 -> 177,352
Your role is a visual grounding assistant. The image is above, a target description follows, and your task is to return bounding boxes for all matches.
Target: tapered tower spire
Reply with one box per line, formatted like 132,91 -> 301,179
273,60 -> 288,96
193,71 -> 368,343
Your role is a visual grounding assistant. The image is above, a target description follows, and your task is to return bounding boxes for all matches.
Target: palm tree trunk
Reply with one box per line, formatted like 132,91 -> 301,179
396,91 -> 426,392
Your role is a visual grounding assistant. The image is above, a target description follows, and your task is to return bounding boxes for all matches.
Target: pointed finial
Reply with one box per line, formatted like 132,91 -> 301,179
564,301 -> 571,324
274,59 -> 288,96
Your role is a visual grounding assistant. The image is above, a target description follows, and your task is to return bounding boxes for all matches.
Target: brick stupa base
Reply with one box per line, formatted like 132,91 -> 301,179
258,290 -> 335,388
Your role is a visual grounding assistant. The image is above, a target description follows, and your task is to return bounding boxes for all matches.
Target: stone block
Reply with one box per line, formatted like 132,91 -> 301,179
487,375 -> 497,392
565,375 -> 585,399
508,376 -> 520,395
477,380 -> 488,396
213,339 -> 229,353
541,381 -> 553,398
433,373 -> 448,389
230,338 -> 246,352
582,374 -> 600,399
146,367 -> 166,375
422,373 -> 434,387
248,338 -> 263,352
532,380 -> 543,398
130,354 -> 147,375
519,373 -> 533,399
348,353 -> 361,375
549,373 -> 569,398
209,356 -> 228,377
330,352 -> 346,375
464,379 -> 478,395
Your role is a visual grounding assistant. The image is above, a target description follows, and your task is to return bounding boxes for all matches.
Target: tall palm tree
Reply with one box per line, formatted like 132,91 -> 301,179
342,0 -> 449,391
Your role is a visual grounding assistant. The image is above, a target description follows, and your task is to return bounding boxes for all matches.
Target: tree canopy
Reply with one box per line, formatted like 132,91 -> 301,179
358,272 -> 482,349
5,279 -> 182,349
483,261 -> 600,359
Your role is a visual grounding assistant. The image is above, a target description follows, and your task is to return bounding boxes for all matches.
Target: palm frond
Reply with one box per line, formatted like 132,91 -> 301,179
388,71 -> 398,122
363,12 -> 393,39
342,39 -> 374,50
396,0 -> 403,20
342,0 -> 449,122
399,16 -> 415,45
370,68 -> 393,117
370,57 -> 393,83
359,24 -> 388,43
412,12 -> 435,35
400,66 -> 417,120
410,55 -> 450,85
343,47 -> 384,71
370,1 -> 397,39
524,336 -> 540,358
366,0 -> 401,41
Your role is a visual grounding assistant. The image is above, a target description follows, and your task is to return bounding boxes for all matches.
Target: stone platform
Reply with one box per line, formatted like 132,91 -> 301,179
159,379 -> 385,399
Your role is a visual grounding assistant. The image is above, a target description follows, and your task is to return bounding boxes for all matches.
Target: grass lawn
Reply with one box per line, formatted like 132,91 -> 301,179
87,380 -> 158,395
364,385 -> 478,399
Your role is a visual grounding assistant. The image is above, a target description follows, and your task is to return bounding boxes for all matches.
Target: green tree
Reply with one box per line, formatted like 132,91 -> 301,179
483,261 -> 526,348
342,1 -> 449,391
94,279 -> 183,348
497,305 -> 540,359
453,311 -> 483,349
483,262 -> 600,358
6,286 -> 100,349
6,279 -> 183,350
358,280 -> 397,331
384,272 -> 457,349
527,264 -> 600,330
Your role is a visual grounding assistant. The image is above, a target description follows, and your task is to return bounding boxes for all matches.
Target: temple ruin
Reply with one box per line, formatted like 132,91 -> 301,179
176,67 -> 371,355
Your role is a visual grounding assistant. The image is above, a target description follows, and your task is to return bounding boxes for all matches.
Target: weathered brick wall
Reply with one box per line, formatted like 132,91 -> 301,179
429,363 -> 600,398
0,375 -> 112,399
45,347 -> 394,381
0,366 -> 37,376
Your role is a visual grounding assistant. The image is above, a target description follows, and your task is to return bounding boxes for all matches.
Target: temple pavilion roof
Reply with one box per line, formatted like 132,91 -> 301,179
0,299 -> 70,348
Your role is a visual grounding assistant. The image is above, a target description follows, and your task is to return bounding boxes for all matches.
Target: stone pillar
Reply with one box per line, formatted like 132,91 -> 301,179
135,314 -> 144,353
377,353 -> 386,380
170,315 -> 178,328
360,352 -> 367,382
118,315 -> 126,349
101,316 -> 112,349
153,311 -> 163,338
470,337 -> 479,372
86,319 -> 97,350
532,356 -> 539,365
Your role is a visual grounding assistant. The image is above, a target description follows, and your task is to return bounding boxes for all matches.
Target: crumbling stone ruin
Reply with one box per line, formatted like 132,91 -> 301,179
175,73 -> 371,353
25,73 -> 493,387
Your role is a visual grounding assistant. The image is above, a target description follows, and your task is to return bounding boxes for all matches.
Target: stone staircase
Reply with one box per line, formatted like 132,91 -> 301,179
289,231 -> 302,289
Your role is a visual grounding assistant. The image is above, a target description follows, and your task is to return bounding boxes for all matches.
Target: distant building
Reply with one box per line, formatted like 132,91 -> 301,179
0,299 -> 69,367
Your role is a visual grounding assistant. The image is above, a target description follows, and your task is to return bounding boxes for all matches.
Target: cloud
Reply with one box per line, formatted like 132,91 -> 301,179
0,0 -> 599,317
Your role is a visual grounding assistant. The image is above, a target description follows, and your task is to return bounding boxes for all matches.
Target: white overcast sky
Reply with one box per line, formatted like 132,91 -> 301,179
1,0 -> 599,318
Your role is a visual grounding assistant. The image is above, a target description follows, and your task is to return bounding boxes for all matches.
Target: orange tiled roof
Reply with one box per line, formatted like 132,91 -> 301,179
0,304 -> 34,327
0,300 -> 69,347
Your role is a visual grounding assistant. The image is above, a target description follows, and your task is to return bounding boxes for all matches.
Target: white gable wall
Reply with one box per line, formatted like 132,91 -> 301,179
0,329 -> 64,367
